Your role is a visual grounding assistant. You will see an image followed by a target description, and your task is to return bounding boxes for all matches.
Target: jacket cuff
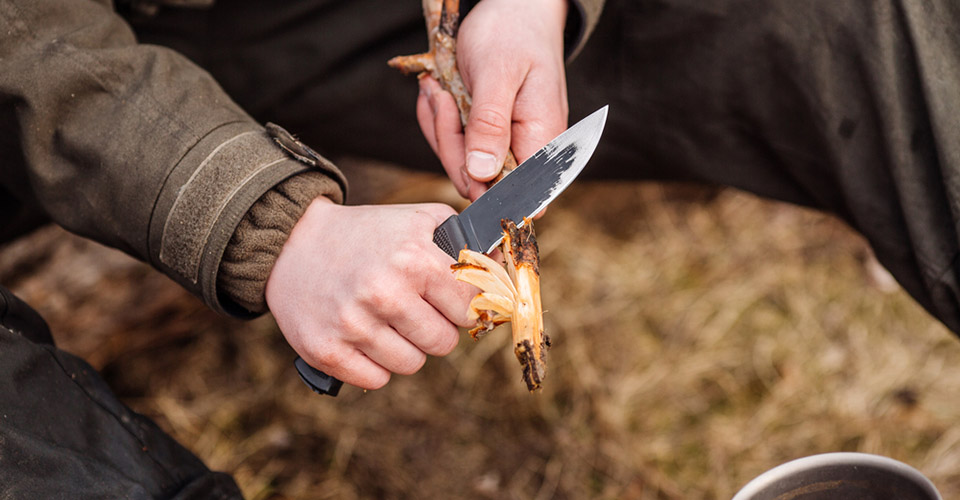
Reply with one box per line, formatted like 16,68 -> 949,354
216,171 -> 341,316
147,121 -> 347,317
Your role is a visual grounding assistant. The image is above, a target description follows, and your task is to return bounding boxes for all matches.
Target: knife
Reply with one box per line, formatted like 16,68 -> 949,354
296,105 -> 609,396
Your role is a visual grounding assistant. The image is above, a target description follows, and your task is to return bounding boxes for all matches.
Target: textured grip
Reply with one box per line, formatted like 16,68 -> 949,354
294,356 -> 343,396
433,215 -> 469,259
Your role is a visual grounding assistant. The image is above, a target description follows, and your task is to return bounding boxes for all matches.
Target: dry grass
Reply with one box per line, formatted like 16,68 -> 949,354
5,163 -> 960,499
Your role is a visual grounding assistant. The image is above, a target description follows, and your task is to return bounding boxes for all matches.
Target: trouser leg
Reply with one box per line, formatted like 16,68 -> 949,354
130,0 -> 960,333
0,287 -> 242,499
564,0 -> 960,332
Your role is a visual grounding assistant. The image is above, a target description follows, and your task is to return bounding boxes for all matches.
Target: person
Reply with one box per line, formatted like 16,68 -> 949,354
2,0 -> 959,496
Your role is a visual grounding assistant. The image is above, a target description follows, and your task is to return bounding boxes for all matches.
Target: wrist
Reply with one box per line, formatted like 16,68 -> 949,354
264,194 -> 338,311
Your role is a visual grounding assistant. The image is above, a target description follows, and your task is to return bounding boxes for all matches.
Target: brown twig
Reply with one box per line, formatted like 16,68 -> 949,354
450,218 -> 548,391
502,218 -> 548,390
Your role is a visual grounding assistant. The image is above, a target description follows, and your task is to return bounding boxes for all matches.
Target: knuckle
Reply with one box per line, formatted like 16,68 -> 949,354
312,348 -> 347,372
469,105 -> 511,137
352,367 -> 390,391
390,239 -> 421,267
388,242 -> 435,285
355,283 -> 393,311
394,352 -> 427,375
338,304 -> 375,340
386,249 -> 426,288
527,119 -> 565,143
426,327 -> 459,356
362,371 -> 391,391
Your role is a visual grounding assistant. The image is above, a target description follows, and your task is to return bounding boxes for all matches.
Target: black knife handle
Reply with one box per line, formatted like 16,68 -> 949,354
294,356 -> 344,397
433,215 -> 469,259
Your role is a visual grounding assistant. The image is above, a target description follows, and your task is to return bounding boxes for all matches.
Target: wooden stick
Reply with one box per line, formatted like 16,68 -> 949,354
502,218 -> 548,390
450,219 -> 548,391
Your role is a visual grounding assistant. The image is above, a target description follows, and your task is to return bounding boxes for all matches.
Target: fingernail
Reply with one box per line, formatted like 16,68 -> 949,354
466,151 -> 499,179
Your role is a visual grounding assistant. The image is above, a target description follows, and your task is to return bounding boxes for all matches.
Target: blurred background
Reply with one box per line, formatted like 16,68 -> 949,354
3,161 -> 960,499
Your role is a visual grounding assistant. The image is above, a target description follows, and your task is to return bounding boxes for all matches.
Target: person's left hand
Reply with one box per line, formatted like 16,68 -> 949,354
416,0 -> 570,201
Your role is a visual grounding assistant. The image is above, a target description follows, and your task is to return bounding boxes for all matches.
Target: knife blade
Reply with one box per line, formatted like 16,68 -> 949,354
296,105 -> 609,396
432,105 -> 608,258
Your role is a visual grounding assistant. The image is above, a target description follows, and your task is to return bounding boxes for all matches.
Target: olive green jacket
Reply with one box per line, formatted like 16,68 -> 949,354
0,0 -> 603,316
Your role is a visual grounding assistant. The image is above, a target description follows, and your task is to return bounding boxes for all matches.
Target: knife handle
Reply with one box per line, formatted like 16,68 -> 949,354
433,215 -> 469,259
294,356 -> 344,397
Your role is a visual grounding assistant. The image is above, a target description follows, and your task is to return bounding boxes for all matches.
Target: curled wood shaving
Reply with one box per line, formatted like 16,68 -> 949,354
451,218 -> 548,390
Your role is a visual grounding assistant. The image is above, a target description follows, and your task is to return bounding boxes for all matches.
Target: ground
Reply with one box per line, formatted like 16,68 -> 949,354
3,161 -> 959,499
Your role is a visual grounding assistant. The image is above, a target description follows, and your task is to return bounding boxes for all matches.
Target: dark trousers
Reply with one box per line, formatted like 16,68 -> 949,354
6,0 -> 960,496
0,287 -> 242,498
135,0 -> 960,334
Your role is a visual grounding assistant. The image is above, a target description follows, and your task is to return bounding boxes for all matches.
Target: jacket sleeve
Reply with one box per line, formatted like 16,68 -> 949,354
0,0 -> 346,315
566,0 -> 605,60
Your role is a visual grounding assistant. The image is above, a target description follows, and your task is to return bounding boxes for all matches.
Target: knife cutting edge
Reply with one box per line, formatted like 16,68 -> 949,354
296,105 -> 609,396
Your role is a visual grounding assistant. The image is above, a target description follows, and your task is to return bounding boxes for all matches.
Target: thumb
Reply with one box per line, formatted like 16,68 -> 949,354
463,79 -> 518,183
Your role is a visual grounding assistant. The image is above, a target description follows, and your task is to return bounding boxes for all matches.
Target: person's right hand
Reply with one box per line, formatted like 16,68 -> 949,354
265,197 -> 477,390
